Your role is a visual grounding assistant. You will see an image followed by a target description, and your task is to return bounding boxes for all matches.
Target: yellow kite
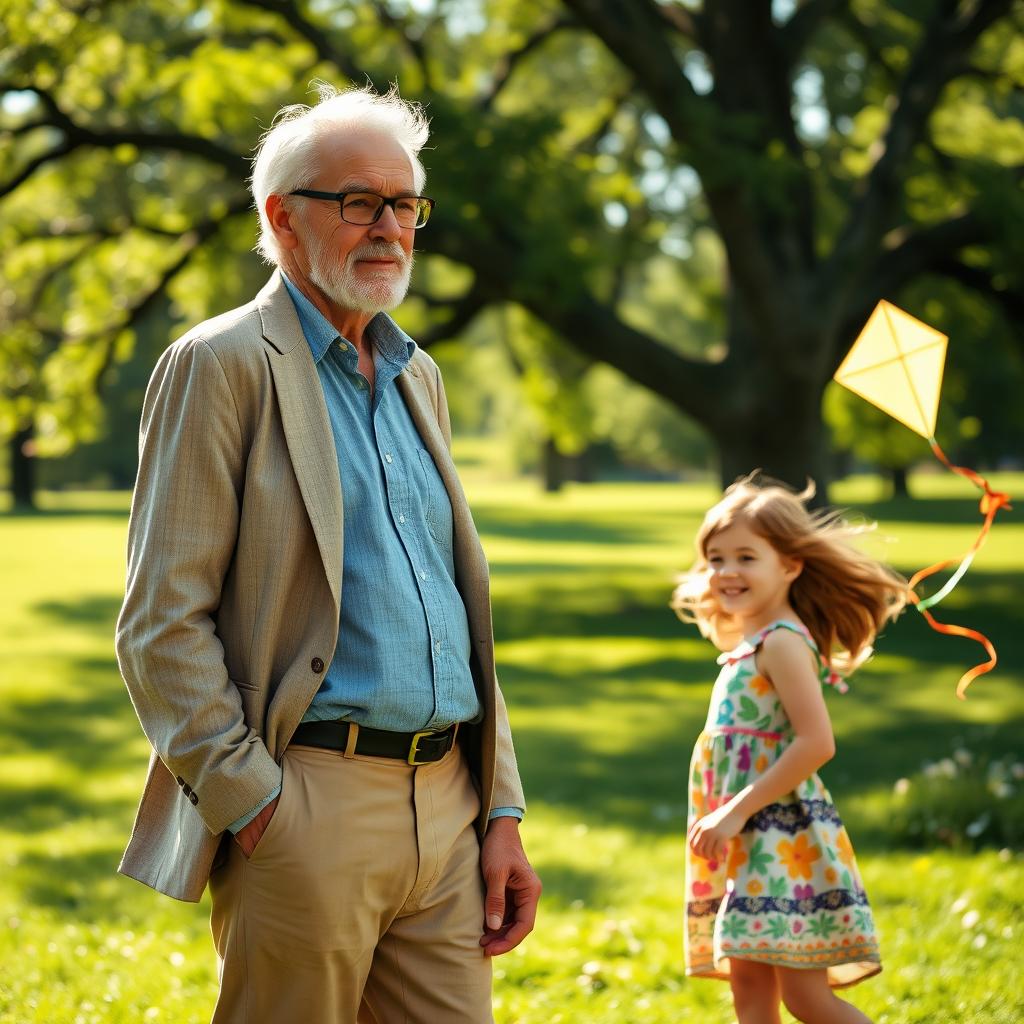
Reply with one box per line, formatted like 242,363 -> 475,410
834,300 -> 947,439
834,300 -> 1011,697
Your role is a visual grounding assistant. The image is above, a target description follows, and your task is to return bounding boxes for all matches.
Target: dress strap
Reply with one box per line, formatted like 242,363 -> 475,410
720,620 -> 849,693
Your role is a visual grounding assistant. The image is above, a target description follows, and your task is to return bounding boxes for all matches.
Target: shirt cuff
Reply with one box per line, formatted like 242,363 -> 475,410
227,785 -> 281,835
487,806 -> 524,821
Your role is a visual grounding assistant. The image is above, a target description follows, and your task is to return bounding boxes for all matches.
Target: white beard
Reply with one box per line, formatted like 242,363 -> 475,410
307,235 -> 413,315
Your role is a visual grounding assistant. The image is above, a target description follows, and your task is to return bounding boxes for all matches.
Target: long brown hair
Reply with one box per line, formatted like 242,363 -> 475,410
672,474 -> 908,676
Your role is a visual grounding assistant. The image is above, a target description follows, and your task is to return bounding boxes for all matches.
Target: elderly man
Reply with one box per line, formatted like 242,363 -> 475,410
116,84 -> 539,1024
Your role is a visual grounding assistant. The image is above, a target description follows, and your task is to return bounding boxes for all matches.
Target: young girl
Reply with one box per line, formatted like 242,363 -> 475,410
672,475 -> 907,1024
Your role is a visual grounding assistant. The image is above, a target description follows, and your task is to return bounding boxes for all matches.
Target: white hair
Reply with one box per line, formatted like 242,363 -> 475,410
250,82 -> 430,265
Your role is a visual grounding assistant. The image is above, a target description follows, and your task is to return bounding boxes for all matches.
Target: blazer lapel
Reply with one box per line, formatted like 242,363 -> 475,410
398,364 -> 490,608
258,274 -> 343,612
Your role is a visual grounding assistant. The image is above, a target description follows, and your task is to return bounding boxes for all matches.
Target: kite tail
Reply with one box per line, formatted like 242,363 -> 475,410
908,439 -> 1012,699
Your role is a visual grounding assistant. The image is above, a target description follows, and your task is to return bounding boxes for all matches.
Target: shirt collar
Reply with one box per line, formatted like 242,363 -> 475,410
281,272 -> 416,370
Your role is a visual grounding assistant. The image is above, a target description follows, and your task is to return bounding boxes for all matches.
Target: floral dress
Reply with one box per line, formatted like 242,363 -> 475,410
684,620 -> 881,988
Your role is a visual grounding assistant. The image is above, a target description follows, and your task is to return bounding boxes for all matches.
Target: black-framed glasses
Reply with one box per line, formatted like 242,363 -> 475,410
289,189 -> 435,229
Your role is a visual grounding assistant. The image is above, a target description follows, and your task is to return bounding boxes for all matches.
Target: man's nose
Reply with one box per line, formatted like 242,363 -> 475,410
369,204 -> 403,241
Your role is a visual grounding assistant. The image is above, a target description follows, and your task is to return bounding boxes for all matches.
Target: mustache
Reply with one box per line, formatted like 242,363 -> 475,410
348,241 -> 410,265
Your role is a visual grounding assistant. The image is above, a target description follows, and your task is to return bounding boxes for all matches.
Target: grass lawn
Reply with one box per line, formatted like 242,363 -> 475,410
1,466 -> 1022,1023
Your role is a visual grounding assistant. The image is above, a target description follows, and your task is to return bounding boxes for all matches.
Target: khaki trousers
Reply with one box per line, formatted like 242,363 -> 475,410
209,741 -> 492,1024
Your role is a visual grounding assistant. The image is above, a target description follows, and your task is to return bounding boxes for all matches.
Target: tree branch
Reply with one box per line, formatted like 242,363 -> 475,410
829,0 -> 1016,282
0,139 -> 79,199
234,0 -> 375,86
780,0 -> 851,62
656,2 -> 700,39
931,257 -> 1024,328
413,284 -> 491,349
558,0 -> 795,343
478,17 -> 577,111
368,1 -> 432,87
0,83 -> 250,198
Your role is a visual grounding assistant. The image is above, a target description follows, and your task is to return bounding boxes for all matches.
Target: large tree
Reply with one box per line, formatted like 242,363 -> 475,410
2,0 -> 1022,507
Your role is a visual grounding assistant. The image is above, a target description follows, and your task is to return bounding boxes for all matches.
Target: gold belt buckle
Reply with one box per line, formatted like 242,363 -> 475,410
407,725 -> 456,765
407,729 -> 435,765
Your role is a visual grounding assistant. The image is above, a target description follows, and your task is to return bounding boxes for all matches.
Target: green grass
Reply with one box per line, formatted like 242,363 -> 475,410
1,470 -> 1022,1023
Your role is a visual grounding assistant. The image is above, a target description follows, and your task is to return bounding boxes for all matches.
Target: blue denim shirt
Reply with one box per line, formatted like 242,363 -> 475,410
284,275 -> 480,731
229,276 -> 520,832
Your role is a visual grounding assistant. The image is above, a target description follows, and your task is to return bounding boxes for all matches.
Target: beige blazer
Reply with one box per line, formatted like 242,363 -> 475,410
116,272 -> 524,902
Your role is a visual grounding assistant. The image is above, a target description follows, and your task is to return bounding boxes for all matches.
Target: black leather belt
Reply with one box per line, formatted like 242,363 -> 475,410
290,720 -> 458,765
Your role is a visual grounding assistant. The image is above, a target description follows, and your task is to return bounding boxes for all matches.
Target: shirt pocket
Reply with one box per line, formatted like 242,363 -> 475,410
415,448 -> 453,547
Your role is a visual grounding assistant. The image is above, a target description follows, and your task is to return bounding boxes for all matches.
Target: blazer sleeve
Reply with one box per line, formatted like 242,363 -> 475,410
116,336 -> 281,836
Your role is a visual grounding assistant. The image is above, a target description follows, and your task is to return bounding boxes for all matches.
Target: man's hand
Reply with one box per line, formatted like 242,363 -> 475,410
233,796 -> 280,859
479,816 -> 541,957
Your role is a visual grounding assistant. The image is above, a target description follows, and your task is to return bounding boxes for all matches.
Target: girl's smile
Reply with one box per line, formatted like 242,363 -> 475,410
706,521 -> 802,630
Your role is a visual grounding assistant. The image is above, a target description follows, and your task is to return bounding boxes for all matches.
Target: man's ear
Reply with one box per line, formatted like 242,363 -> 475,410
265,194 -> 300,251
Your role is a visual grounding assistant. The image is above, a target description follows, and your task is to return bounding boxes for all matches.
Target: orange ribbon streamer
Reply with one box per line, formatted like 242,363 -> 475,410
907,440 -> 1012,699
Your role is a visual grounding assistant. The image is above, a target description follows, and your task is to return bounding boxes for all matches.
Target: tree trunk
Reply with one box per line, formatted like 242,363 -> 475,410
10,423 -> 36,511
712,399 -> 831,505
889,464 -> 910,499
541,438 -> 565,492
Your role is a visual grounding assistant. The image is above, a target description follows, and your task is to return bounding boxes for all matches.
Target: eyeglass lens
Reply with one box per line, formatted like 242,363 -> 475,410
341,193 -> 430,228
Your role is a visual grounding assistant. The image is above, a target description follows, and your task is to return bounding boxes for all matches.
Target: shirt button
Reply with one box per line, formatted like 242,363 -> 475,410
434,640 -> 442,653
399,514 -> 406,524
419,570 -> 428,581
385,453 -> 393,463
311,657 -> 325,673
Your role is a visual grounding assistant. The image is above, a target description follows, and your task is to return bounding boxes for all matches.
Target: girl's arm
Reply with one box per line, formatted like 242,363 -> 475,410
688,628 -> 836,861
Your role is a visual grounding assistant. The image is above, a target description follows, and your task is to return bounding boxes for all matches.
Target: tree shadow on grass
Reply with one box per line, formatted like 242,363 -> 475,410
855,495 -> 1018,527
472,511 -> 646,547
32,594 -> 123,628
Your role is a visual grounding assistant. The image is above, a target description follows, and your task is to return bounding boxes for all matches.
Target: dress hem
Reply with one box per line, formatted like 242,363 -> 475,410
686,957 -> 882,990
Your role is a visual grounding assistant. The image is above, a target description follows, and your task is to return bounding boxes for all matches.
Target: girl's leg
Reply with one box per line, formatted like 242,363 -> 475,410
728,959 -> 781,1024
777,968 -> 873,1024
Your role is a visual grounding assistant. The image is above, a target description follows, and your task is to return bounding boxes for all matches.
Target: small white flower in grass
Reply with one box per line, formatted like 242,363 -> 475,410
169,951 -> 186,967
953,748 -> 972,767
998,848 -> 1013,862
961,910 -> 980,929
965,814 -> 990,838
893,778 -> 910,796
972,934 -> 987,950
144,1008 -> 160,1020
951,896 -> 969,914
1002,926 -> 1013,939
581,960 -> 602,976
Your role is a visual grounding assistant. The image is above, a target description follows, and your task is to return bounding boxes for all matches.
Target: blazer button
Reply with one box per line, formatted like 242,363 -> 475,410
176,776 -> 185,787
182,783 -> 192,797
311,657 -> 325,673
189,792 -> 199,805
